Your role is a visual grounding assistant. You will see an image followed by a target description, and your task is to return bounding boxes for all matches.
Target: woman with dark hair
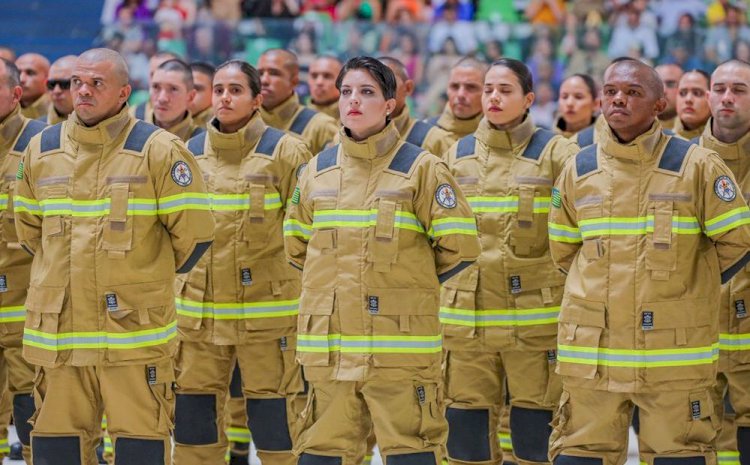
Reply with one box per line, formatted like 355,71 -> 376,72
440,58 -> 578,465
674,69 -> 712,140
285,56 -> 480,465
172,59 -> 312,465
555,73 -> 604,147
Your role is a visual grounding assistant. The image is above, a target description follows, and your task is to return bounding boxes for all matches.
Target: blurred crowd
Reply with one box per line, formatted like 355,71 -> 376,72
97,0 -> 750,125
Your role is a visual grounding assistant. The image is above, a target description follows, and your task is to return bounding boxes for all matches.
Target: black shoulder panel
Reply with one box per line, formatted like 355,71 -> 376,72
191,126 -> 205,139
316,144 -> 339,172
187,131 -> 207,156
456,135 -> 476,159
123,121 -> 159,152
40,123 -> 63,153
575,144 -> 598,177
577,125 -> 595,148
289,108 -> 317,135
658,137 -> 692,173
256,127 -> 285,156
405,121 -> 433,148
135,103 -> 147,120
521,128 -> 556,161
13,119 -> 46,153
388,142 -> 423,174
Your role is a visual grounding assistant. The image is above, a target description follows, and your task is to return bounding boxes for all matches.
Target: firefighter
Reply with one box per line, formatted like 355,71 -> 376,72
258,49 -> 337,156
307,55 -> 342,123
555,74 -> 602,148
42,55 -> 76,125
130,51 -> 182,122
441,58 -> 578,465
284,55 -> 480,465
674,70 -> 711,141
655,64 -> 682,131
173,59 -> 310,465
13,48 -> 214,465
15,53 -> 50,120
189,62 -> 214,129
148,59 -> 203,142
548,57 -> 750,465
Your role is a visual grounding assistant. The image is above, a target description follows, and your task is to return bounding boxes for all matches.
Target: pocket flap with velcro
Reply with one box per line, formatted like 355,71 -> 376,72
365,289 -> 437,315
299,288 -> 335,315
559,296 -> 606,328
506,265 -> 566,293
639,298 -> 710,329
650,201 -> 673,245
441,264 -> 478,292
375,199 -> 398,239
243,258 -> 300,283
101,281 -> 173,313
25,286 -> 66,314
109,183 -> 130,222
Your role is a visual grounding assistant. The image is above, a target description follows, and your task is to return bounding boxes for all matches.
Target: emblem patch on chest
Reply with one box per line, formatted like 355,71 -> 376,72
435,183 -> 457,209
171,161 -> 193,187
714,175 -> 737,202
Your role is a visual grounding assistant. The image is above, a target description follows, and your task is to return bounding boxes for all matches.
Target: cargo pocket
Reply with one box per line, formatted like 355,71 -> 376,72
369,288 -> 440,367
509,266 -> 566,339
645,201 -> 677,281
730,290 -> 750,365
297,289 -> 335,367
40,185 -> 67,239
510,185 -> 543,257
241,258 -> 301,331
242,183 -> 270,250
0,264 -> 31,335
102,183 -> 133,259
683,389 -> 718,446
24,286 -> 67,365
414,382 -> 445,447
440,265 -> 478,339
367,199 -> 401,273
557,296 -> 606,379
145,359 -> 176,433
642,298 -> 713,383
175,266 -> 207,331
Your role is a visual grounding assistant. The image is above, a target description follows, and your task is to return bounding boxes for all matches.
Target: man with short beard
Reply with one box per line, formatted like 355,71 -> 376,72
189,62 -> 214,129
131,50 -> 182,122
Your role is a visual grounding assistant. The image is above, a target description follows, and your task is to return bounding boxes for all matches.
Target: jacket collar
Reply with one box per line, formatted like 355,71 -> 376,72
600,120 -> 663,161
672,117 -> 707,141
207,111 -> 266,151
391,107 -> 414,137
340,122 -> 401,160
474,114 -> 536,151
0,106 -> 24,154
152,111 -> 196,142
436,104 -> 482,138
700,118 -> 750,161
260,93 -> 300,128
309,99 -> 339,122
192,106 -> 213,129
69,105 -> 132,146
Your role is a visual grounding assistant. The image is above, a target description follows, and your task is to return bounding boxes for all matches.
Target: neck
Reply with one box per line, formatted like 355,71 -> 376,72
0,107 -> 15,125
220,112 -> 254,134
264,92 -> 295,112
312,97 -> 338,107
20,96 -> 39,108
713,120 -> 750,144
457,111 -> 482,122
658,110 -> 676,121
612,119 -> 654,144
192,105 -> 211,117
489,113 -> 525,131
155,111 -> 187,130
565,118 -> 590,134
682,118 -> 703,131
347,122 -> 386,142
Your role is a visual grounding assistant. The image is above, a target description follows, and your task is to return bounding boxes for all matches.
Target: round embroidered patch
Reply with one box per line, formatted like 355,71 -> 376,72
714,175 -> 737,202
435,183 -> 457,209
171,161 -> 193,187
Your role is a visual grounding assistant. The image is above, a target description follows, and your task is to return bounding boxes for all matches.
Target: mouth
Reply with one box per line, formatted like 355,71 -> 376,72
609,109 -> 628,116
719,108 -> 735,115
683,108 -> 695,113
487,106 -> 501,112
347,110 -> 362,116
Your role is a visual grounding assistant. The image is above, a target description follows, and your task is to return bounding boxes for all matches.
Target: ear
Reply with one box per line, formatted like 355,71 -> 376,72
187,88 -> 197,105
592,97 -> 601,113
11,85 -> 22,106
654,96 -> 667,115
119,84 -> 132,105
254,93 -> 263,109
404,79 -> 415,97
291,72 -> 299,88
385,98 -> 397,116
524,92 -> 536,110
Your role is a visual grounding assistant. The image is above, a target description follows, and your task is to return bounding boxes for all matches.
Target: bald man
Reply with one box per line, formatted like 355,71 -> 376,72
43,55 -> 76,125
548,57 -> 750,465
15,53 -> 50,120
655,63 -> 683,130
130,50 -> 182,122
307,55 -> 342,122
0,47 -> 15,62
258,49 -> 337,155
15,48 -> 213,465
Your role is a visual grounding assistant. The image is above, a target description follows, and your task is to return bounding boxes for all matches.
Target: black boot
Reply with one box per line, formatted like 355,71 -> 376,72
9,441 -> 22,460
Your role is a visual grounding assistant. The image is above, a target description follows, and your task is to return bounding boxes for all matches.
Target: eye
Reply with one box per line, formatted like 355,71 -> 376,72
341,88 -> 351,95
679,90 -> 688,97
363,89 -> 373,95
627,89 -> 639,96
72,78 -> 81,87
213,87 -> 223,95
94,80 -> 104,88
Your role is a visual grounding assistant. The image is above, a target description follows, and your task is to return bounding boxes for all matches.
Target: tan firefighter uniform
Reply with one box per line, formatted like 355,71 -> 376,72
696,121 -> 750,465
147,111 -> 204,143
261,93 -> 337,156
192,107 -> 213,130
425,104 -> 483,143
547,121 -> 750,465
659,115 -> 677,131
0,107 -> 46,462
284,122 -> 481,465
392,107 -> 455,159
40,104 -> 68,125
20,94 -> 50,121
440,116 -> 577,465
308,100 -> 340,124
174,113 -> 310,465
130,101 -> 153,122
673,118 -> 708,141
13,105 -> 214,465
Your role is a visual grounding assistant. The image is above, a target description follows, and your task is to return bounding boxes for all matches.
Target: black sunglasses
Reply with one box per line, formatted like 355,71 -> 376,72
46,79 -> 71,90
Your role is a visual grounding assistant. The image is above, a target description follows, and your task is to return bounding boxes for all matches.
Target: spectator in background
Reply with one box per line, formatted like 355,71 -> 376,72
607,3 -> 659,60
391,31 -> 424,86
564,28 -> 610,83
433,0 -> 474,21
428,4 -> 477,54
707,0 -> 738,26
301,0 -> 338,20
116,0 -> 154,22
0,47 -> 15,62
705,5 -> 750,65
651,0 -> 706,37
482,41 -> 504,64
524,0 -> 567,29
336,0 -> 382,21
188,24 -> 225,64
291,30 -> 317,83
529,80 -> 556,128
385,0 -> 427,23
241,0 -> 300,18
527,37 -> 564,93
735,39 -> 750,62
664,13 -> 704,59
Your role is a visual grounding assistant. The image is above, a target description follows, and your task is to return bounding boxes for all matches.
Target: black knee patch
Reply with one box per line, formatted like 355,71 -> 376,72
446,407 -> 491,462
229,364 -> 243,399
114,437 -> 165,465
653,458 -> 705,465
13,393 -> 35,446
298,452 -> 343,465
247,398 -> 292,451
739,427 -> 750,462
174,393 -> 218,445
725,394 -> 736,415
554,456 -> 603,465
510,406 -> 552,462
386,452 -> 436,465
632,406 -> 640,435
32,436 -> 81,465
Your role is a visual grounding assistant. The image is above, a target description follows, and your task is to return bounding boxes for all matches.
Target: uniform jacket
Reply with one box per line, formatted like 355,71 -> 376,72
441,116 -> 578,352
130,101 -> 153,123
308,100 -> 339,124
0,107 -> 45,344
284,123 -> 481,382
20,94 -> 50,121
146,111 -> 203,143
426,104 -> 483,143
392,107 -> 455,159
549,121 -> 750,393
40,105 -> 68,125
177,112 -> 311,345
13,105 -> 215,367
192,107 -> 213,129
261,93 -> 338,156
673,117 -> 707,141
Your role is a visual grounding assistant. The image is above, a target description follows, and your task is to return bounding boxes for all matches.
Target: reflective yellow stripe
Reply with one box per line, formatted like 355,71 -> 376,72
207,193 -> 282,211
468,196 -> 550,214
176,298 -> 299,320
298,334 -> 442,354
705,207 -> 750,237
226,427 -> 252,443
548,222 -> 582,243
428,217 -> 478,237
0,194 -> 7,211
283,219 -> 312,240
13,193 -> 212,216
0,438 -> 9,454
497,432 -> 513,452
312,209 -> 426,234
578,215 -> 701,238
718,450 -> 741,465
23,321 -> 177,351
719,333 -> 750,351
0,305 -> 26,323
440,307 -> 559,327
558,343 -> 719,368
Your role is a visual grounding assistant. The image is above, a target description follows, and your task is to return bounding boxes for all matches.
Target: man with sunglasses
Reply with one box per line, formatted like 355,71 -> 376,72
655,64 -> 683,130
42,55 -> 76,125
15,53 -> 50,120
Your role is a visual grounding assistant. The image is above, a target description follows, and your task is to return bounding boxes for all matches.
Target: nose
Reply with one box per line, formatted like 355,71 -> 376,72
76,83 -> 92,97
260,71 -> 270,85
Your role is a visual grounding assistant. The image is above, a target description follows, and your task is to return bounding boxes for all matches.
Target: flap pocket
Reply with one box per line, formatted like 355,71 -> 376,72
375,200 -> 397,239
578,203 -> 601,221
651,201 -> 673,246
559,296 -> 606,328
365,289 -> 437,316
640,299 -> 711,329
507,266 -> 566,294
248,183 -> 266,219
109,183 -> 130,223
25,286 -> 66,314
441,264 -> 479,292
102,281 -> 172,323
244,258 -> 300,284
517,185 -> 535,223
299,288 -> 335,316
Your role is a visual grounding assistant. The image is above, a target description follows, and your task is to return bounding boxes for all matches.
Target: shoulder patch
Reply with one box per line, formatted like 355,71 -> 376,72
715,175 -> 737,202
435,183 -> 458,209
388,142 -> 423,174
13,119 -> 46,153
256,127 -> 285,156
40,123 -> 63,153
456,135 -> 476,158
577,125 -> 595,148
289,108 -> 317,135
135,103 -> 147,121
187,131 -> 207,157
123,121 -> 159,152
171,160 -> 193,187
521,128 -> 555,161
405,121 -> 433,148
316,144 -> 339,172
658,137 -> 692,173
575,144 -> 598,177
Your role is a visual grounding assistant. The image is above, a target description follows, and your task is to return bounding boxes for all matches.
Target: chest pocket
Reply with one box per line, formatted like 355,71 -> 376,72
510,185 -> 549,257
242,182 -> 271,250
102,183 -> 134,258
645,200 -> 678,281
367,198 -> 402,272
41,185 -> 68,240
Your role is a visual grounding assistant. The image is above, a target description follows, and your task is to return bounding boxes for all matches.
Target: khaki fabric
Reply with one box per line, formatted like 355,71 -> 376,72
549,121 -> 750,393
672,118 -> 707,141
30,360 -> 175,465
19,94 -> 49,121
713,372 -> 744,465
173,339 -> 304,465
0,390 -> 9,458
659,116 -> 677,131
14,105 -> 215,367
391,107 -> 455,159
129,101 -> 153,122
431,104 -> 482,142
43,104 -> 68,125
294,378 -> 447,465
308,100 -> 340,124
498,403 -> 515,465
553,116 -> 597,139
146,111 -> 203,143
192,107 -> 213,130
261,93 -> 338,156
549,387 -> 718,464
226,393 -> 251,456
